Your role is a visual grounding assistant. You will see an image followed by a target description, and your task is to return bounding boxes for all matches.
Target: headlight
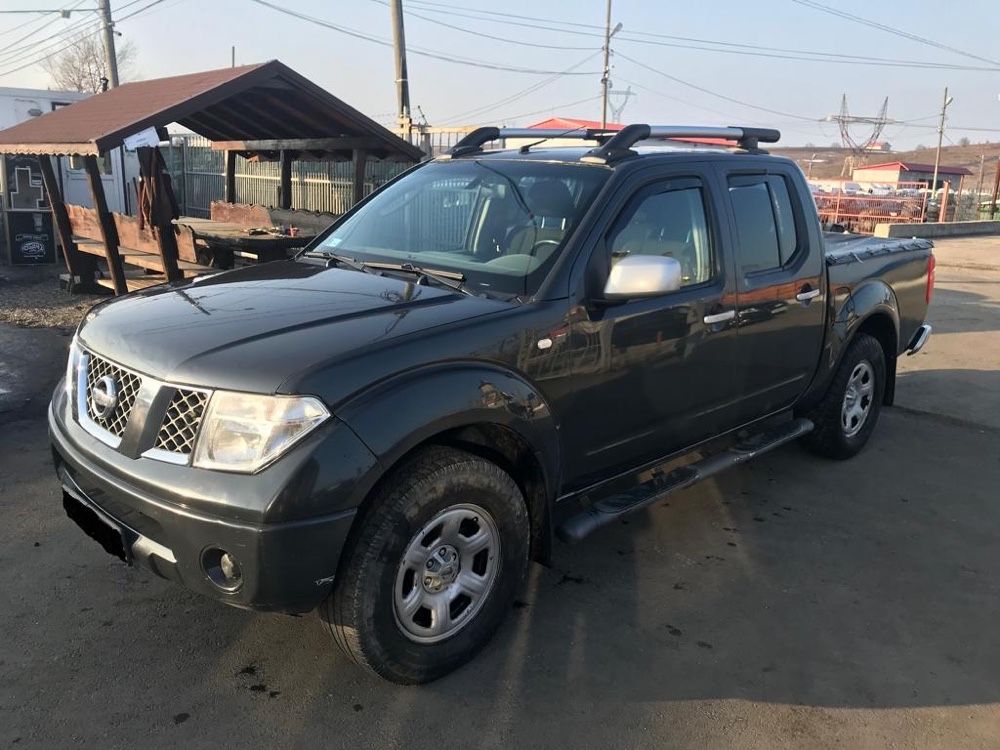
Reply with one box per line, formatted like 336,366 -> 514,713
192,392 -> 330,473
64,337 -> 80,397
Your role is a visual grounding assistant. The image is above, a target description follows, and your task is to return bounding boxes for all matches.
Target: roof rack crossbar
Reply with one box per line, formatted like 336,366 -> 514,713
582,124 -> 782,162
448,126 -> 618,157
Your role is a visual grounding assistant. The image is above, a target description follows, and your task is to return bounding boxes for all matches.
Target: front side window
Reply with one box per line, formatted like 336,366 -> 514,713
608,185 -> 714,288
314,160 -> 609,296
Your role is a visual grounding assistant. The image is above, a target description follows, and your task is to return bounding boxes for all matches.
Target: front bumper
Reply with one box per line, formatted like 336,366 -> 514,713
49,384 -> 377,614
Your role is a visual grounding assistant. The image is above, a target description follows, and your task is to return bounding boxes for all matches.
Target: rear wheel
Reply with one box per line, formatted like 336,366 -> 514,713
801,333 -> 886,459
322,446 -> 529,684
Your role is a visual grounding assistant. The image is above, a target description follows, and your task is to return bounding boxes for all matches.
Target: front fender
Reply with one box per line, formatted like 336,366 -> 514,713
334,362 -> 561,499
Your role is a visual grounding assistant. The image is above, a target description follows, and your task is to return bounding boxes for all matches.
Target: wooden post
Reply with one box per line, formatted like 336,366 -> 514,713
138,147 -> 181,282
352,148 -> 368,206
83,155 -> 127,295
279,149 -> 292,209
38,155 -> 95,287
224,149 -> 237,204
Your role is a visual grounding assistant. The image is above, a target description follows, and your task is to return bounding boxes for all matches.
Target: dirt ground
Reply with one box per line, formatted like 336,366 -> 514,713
0,265 -> 104,330
1,237 -> 999,749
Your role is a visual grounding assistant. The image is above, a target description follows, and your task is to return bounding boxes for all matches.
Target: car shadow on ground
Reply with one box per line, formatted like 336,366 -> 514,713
5,403 -> 998,747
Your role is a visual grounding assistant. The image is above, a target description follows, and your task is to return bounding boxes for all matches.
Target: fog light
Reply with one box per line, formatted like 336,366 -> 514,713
202,547 -> 243,591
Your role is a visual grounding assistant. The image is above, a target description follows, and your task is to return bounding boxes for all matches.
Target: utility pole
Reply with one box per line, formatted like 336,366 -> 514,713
975,153 -> 986,204
930,86 -> 952,196
390,0 -> 412,140
991,155 -> 1000,220
98,0 -> 119,88
600,0 -> 612,129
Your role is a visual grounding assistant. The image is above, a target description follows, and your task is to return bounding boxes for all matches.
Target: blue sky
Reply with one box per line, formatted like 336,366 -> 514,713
2,0 -> 999,148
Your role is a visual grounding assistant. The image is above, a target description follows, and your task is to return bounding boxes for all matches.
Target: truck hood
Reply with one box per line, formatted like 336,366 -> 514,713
78,261 -> 510,393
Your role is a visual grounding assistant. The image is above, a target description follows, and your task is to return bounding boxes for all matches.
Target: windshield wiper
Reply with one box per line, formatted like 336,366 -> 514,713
362,261 -> 475,296
302,250 -> 378,276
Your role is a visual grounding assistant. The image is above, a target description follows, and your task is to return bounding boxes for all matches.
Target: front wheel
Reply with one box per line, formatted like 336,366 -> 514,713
322,446 -> 529,684
801,333 -> 886,459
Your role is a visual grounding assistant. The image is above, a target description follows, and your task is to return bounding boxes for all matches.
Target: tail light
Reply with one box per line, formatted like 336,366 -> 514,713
926,253 -> 936,304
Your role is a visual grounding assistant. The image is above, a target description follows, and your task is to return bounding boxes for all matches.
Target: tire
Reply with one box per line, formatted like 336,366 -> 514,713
322,446 -> 530,684
801,333 -> 886,460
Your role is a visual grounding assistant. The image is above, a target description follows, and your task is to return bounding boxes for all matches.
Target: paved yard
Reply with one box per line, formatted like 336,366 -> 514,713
2,237 -> 999,749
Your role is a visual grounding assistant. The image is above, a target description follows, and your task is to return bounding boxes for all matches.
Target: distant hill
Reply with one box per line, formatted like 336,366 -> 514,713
773,142 -> 1000,192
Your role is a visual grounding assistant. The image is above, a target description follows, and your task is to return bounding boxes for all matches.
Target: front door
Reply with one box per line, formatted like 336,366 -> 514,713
555,170 -> 745,489
721,167 -> 826,421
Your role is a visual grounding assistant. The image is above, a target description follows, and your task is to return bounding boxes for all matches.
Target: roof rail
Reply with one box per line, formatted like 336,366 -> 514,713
583,125 -> 781,162
445,124 -> 782,161
447,126 -> 618,157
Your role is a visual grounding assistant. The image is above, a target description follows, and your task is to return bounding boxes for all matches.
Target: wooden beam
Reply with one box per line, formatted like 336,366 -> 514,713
352,148 -> 368,205
279,149 -> 292,210
211,137 -> 387,153
224,150 -> 237,203
137,147 -> 182,282
83,155 -> 128,295
38,155 -> 96,287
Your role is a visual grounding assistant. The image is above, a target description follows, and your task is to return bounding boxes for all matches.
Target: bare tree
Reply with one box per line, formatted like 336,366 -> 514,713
41,33 -> 138,93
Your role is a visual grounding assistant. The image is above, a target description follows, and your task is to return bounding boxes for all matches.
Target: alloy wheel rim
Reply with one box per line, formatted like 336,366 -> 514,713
393,503 -> 501,644
841,360 -> 875,438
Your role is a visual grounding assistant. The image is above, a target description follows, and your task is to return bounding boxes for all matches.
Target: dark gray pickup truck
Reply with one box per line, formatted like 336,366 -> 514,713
50,124 -> 934,683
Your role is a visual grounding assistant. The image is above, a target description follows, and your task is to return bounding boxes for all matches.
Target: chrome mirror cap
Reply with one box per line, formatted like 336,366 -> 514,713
603,254 -> 683,300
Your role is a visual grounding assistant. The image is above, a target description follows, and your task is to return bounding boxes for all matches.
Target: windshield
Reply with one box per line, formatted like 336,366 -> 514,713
313,159 -> 609,296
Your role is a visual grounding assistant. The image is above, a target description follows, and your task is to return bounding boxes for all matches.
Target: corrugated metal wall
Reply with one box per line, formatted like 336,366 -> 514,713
164,135 -> 411,218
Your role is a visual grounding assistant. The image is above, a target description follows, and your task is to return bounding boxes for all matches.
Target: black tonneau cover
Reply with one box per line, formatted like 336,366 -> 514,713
824,232 -> 934,266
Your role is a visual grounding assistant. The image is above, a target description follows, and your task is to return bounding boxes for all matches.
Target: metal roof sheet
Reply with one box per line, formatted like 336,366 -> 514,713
857,161 -> 973,176
0,60 -> 422,161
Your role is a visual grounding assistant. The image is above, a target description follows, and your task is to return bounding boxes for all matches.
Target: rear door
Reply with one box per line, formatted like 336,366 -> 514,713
720,166 -> 826,421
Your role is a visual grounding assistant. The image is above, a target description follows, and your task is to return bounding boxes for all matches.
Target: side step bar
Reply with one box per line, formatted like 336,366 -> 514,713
557,418 -> 814,544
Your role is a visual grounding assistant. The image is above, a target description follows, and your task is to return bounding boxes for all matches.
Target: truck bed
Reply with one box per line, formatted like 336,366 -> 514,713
823,232 -> 934,356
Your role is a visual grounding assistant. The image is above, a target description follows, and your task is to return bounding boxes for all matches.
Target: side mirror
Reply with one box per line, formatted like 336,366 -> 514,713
602,254 -> 682,300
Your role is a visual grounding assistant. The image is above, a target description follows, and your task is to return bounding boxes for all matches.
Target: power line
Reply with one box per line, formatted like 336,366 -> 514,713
401,0 -> 1000,72
0,0 -> 81,40
616,52 -> 820,122
0,0 -> 164,79
439,52 -> 600,124
485,94 -> 602,126
0,22 -> 102,77
368,0 -> 597,51
0,0 -> 88,56
247,0 -> 599,76
0,18 -> 99,68
791,0 -> 1000,67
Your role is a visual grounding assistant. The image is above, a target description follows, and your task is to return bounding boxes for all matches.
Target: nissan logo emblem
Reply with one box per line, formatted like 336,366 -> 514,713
91,375 -> 120,419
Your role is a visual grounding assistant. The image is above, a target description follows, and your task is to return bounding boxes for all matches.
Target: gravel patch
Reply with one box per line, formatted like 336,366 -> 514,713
0,266 -> 105,331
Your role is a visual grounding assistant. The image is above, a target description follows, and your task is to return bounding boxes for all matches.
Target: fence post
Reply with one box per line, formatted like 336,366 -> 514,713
940,182 -> 950,223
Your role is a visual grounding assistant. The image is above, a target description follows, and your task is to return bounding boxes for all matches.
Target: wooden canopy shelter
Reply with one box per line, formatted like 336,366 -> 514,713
0,60 -> 422,294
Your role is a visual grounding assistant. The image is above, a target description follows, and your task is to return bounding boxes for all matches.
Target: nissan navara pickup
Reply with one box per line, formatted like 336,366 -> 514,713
50,124 -> 935,684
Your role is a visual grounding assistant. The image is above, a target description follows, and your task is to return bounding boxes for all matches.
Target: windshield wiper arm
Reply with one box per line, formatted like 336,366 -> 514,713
362,261 -> 475,296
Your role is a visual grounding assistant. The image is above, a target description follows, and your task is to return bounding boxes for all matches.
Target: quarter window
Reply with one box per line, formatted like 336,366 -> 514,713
608,186 -> 713,288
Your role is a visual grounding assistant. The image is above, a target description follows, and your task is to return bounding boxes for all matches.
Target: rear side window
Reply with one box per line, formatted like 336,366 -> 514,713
728,174 -> 800,274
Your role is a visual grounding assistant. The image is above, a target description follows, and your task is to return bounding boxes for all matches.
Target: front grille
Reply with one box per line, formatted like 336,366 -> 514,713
85,354 -> 142,438
153,388 -> 209,455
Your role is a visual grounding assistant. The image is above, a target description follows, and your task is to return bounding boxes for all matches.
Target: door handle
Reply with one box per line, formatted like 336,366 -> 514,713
703,310 -> 736,325
796,289 -> 821,302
